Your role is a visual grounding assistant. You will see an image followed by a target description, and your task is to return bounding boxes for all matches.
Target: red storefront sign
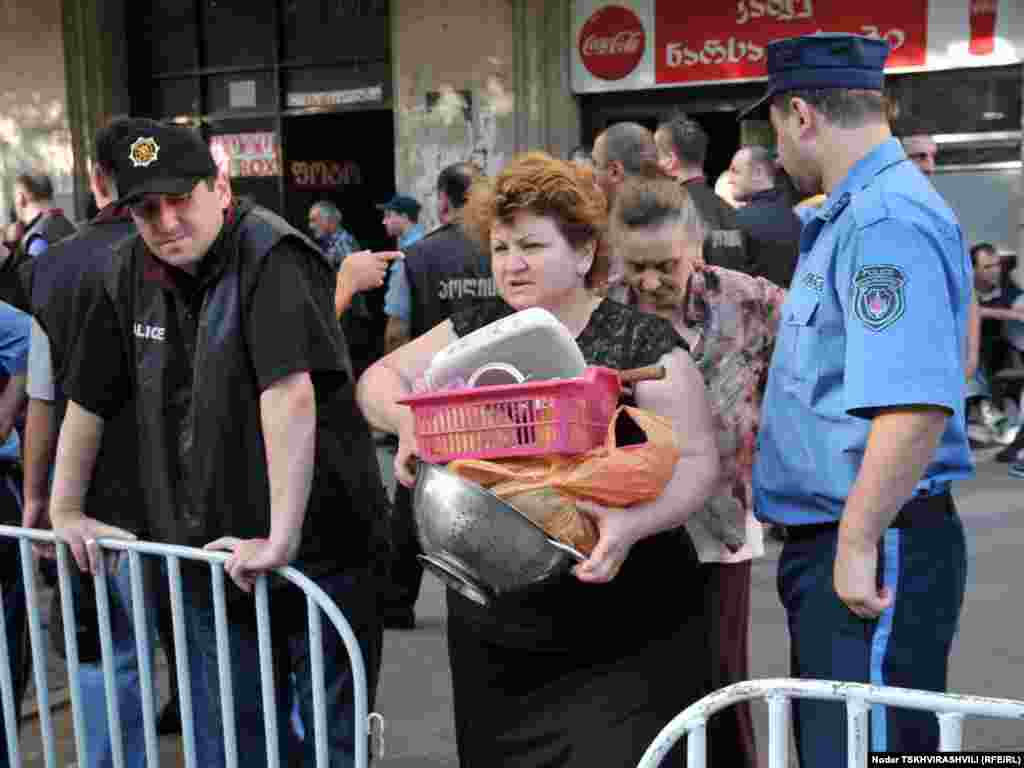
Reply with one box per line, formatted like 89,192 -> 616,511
654,0 -> 928,85
579,5 -> 647,81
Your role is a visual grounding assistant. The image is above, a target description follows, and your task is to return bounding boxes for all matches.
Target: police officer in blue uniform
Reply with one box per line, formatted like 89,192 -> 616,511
746,33 -> 974,764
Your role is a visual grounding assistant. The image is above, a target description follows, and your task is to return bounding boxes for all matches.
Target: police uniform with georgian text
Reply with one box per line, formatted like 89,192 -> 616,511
747,34 -> 974,764
382,218 -> 495,627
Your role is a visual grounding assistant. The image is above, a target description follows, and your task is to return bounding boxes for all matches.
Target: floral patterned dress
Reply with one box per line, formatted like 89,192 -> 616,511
679,264 -> 786,562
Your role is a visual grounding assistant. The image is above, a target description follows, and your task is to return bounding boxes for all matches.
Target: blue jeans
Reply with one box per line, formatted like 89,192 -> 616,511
77,556 -> 159,768
0,558 -> 27,768
183,566 -> 382,768
0,468 -> 27,768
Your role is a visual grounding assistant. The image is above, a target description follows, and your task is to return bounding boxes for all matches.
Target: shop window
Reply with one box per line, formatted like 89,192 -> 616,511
282,0 -> 389,63
201,0 -> 275,69
206,118 -> 282,213
144,1 -> 199,74
205,71 -> 278,114
889,65 -> 1021,136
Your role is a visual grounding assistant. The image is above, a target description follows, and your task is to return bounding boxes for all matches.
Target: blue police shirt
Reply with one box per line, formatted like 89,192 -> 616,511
384,223 -> 426,321
0,301 -> 30,462
753,138 -> 974,526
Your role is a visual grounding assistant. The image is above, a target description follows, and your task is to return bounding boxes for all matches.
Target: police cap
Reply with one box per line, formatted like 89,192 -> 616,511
110,118 -> 218,208
739,33 -> 891,120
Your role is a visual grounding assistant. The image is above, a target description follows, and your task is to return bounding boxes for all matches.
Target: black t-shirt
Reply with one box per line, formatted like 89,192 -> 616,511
63,210 -> 386,569
445,297 -> 703,658
65,238 -> 348,415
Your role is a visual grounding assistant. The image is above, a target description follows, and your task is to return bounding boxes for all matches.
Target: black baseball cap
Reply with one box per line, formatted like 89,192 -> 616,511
110,118 -> 218,208
376,194 -> 421,220
739,33 -> 891,120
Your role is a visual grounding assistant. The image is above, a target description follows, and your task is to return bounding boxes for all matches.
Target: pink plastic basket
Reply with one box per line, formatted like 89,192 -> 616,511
398,367 -> 621,463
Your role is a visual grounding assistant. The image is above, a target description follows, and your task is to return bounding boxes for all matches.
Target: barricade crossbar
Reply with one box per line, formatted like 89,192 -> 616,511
0,525 -> 383,768
638,677 -> 1024,768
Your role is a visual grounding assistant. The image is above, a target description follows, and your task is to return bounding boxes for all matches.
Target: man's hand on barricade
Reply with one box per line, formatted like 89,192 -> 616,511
52,513 -> 137,574
204,536 -> 299,594
834,532 -> 894,620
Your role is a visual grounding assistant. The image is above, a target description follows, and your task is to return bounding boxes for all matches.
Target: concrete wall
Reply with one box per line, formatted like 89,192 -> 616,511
0,0 -> 74,221
391,0 -> 581,231
392,0 -> 517,231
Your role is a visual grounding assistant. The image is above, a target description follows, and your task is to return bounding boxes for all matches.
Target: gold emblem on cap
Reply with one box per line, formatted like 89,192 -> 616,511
129,137 -> 160,168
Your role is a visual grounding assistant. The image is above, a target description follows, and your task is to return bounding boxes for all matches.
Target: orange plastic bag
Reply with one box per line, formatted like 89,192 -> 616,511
448,407 -> 680,554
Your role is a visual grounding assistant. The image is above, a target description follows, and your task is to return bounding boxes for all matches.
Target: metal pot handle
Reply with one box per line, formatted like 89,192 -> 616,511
547,539 -> 587,561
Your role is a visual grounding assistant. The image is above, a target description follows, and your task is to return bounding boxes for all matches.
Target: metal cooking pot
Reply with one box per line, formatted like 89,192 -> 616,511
413,461 -> 585,606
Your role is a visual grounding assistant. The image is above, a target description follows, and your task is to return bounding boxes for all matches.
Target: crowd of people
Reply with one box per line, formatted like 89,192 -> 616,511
0,29 -> 1001,768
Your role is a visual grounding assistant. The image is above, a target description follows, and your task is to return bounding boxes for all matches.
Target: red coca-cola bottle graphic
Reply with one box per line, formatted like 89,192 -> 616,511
969,0 -> 998,56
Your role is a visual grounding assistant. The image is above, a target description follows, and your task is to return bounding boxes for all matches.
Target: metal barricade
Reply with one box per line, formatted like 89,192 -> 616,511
0,525 -> 384,768
637,678 -> 1024,768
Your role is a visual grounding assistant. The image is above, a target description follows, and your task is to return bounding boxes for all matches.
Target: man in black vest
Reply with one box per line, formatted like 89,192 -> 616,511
728,145 -> 801,288
48,118 -> 388,768
655,116 -> 749,273
13,173 -> 76,258
0,173 -> 76,311
380,161 -> 494,629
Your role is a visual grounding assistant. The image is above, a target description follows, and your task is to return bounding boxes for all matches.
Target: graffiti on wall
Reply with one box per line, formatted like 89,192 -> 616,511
396,67 -> 514,232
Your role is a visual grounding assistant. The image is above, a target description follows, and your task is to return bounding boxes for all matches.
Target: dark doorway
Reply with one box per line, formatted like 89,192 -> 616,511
281,110 -> 395,250
282,109 -> 396,377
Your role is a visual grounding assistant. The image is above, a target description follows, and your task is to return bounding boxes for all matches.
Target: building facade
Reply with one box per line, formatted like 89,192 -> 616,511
1,1 -> 1018,260
570,0 -> 1024,257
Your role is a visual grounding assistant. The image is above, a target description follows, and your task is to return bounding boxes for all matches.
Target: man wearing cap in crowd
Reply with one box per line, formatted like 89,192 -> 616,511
46,117 -> 389,768
747,33 -> 973,763
377,161 -> 493,630
380,194 -> 425,349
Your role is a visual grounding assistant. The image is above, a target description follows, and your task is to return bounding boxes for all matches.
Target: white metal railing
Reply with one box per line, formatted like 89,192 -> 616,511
0,525 -> 384,768
637,678 -> 1024,768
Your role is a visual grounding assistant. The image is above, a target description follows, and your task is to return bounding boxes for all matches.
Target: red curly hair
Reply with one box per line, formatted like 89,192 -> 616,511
461,151 -> 610,289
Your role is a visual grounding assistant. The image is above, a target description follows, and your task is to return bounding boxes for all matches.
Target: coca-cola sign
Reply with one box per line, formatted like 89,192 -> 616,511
579,5 -> 646,81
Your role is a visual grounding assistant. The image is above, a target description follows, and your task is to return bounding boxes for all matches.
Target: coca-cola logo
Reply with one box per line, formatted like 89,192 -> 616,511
579,5 -> 646,81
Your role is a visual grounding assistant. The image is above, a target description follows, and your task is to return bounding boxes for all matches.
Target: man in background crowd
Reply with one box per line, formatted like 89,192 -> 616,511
655,115 -> 748,274
901,131 -> 938,176
379,161 -> 493,630
381,194 -> 426,354
0,173 -> 76,311
728,145 -> 801,288
590,122 -> 661,299
308,200 -> 360,272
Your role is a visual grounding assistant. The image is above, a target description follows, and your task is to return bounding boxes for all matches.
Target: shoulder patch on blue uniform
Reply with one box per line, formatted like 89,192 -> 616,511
853,264 -> 906,332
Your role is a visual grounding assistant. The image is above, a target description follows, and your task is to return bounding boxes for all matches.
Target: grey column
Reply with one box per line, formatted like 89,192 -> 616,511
512,0 -> 581,158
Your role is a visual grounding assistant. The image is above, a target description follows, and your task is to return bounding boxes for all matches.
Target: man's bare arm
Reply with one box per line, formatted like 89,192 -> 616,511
834,406 -> 948,618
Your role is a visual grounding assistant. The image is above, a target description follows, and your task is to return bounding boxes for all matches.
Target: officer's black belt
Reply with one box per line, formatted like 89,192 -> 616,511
782,491 -> 953,541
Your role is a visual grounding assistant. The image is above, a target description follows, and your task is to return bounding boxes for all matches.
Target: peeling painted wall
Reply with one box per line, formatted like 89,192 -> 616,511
392,1 -> 516,231
0,0 -> 73,221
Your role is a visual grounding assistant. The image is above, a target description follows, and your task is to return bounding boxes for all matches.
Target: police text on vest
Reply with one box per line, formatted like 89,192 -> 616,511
134,323 -> 166,342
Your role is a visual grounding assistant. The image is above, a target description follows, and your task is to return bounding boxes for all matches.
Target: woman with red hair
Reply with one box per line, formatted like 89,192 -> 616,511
358,152 -> 718,767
